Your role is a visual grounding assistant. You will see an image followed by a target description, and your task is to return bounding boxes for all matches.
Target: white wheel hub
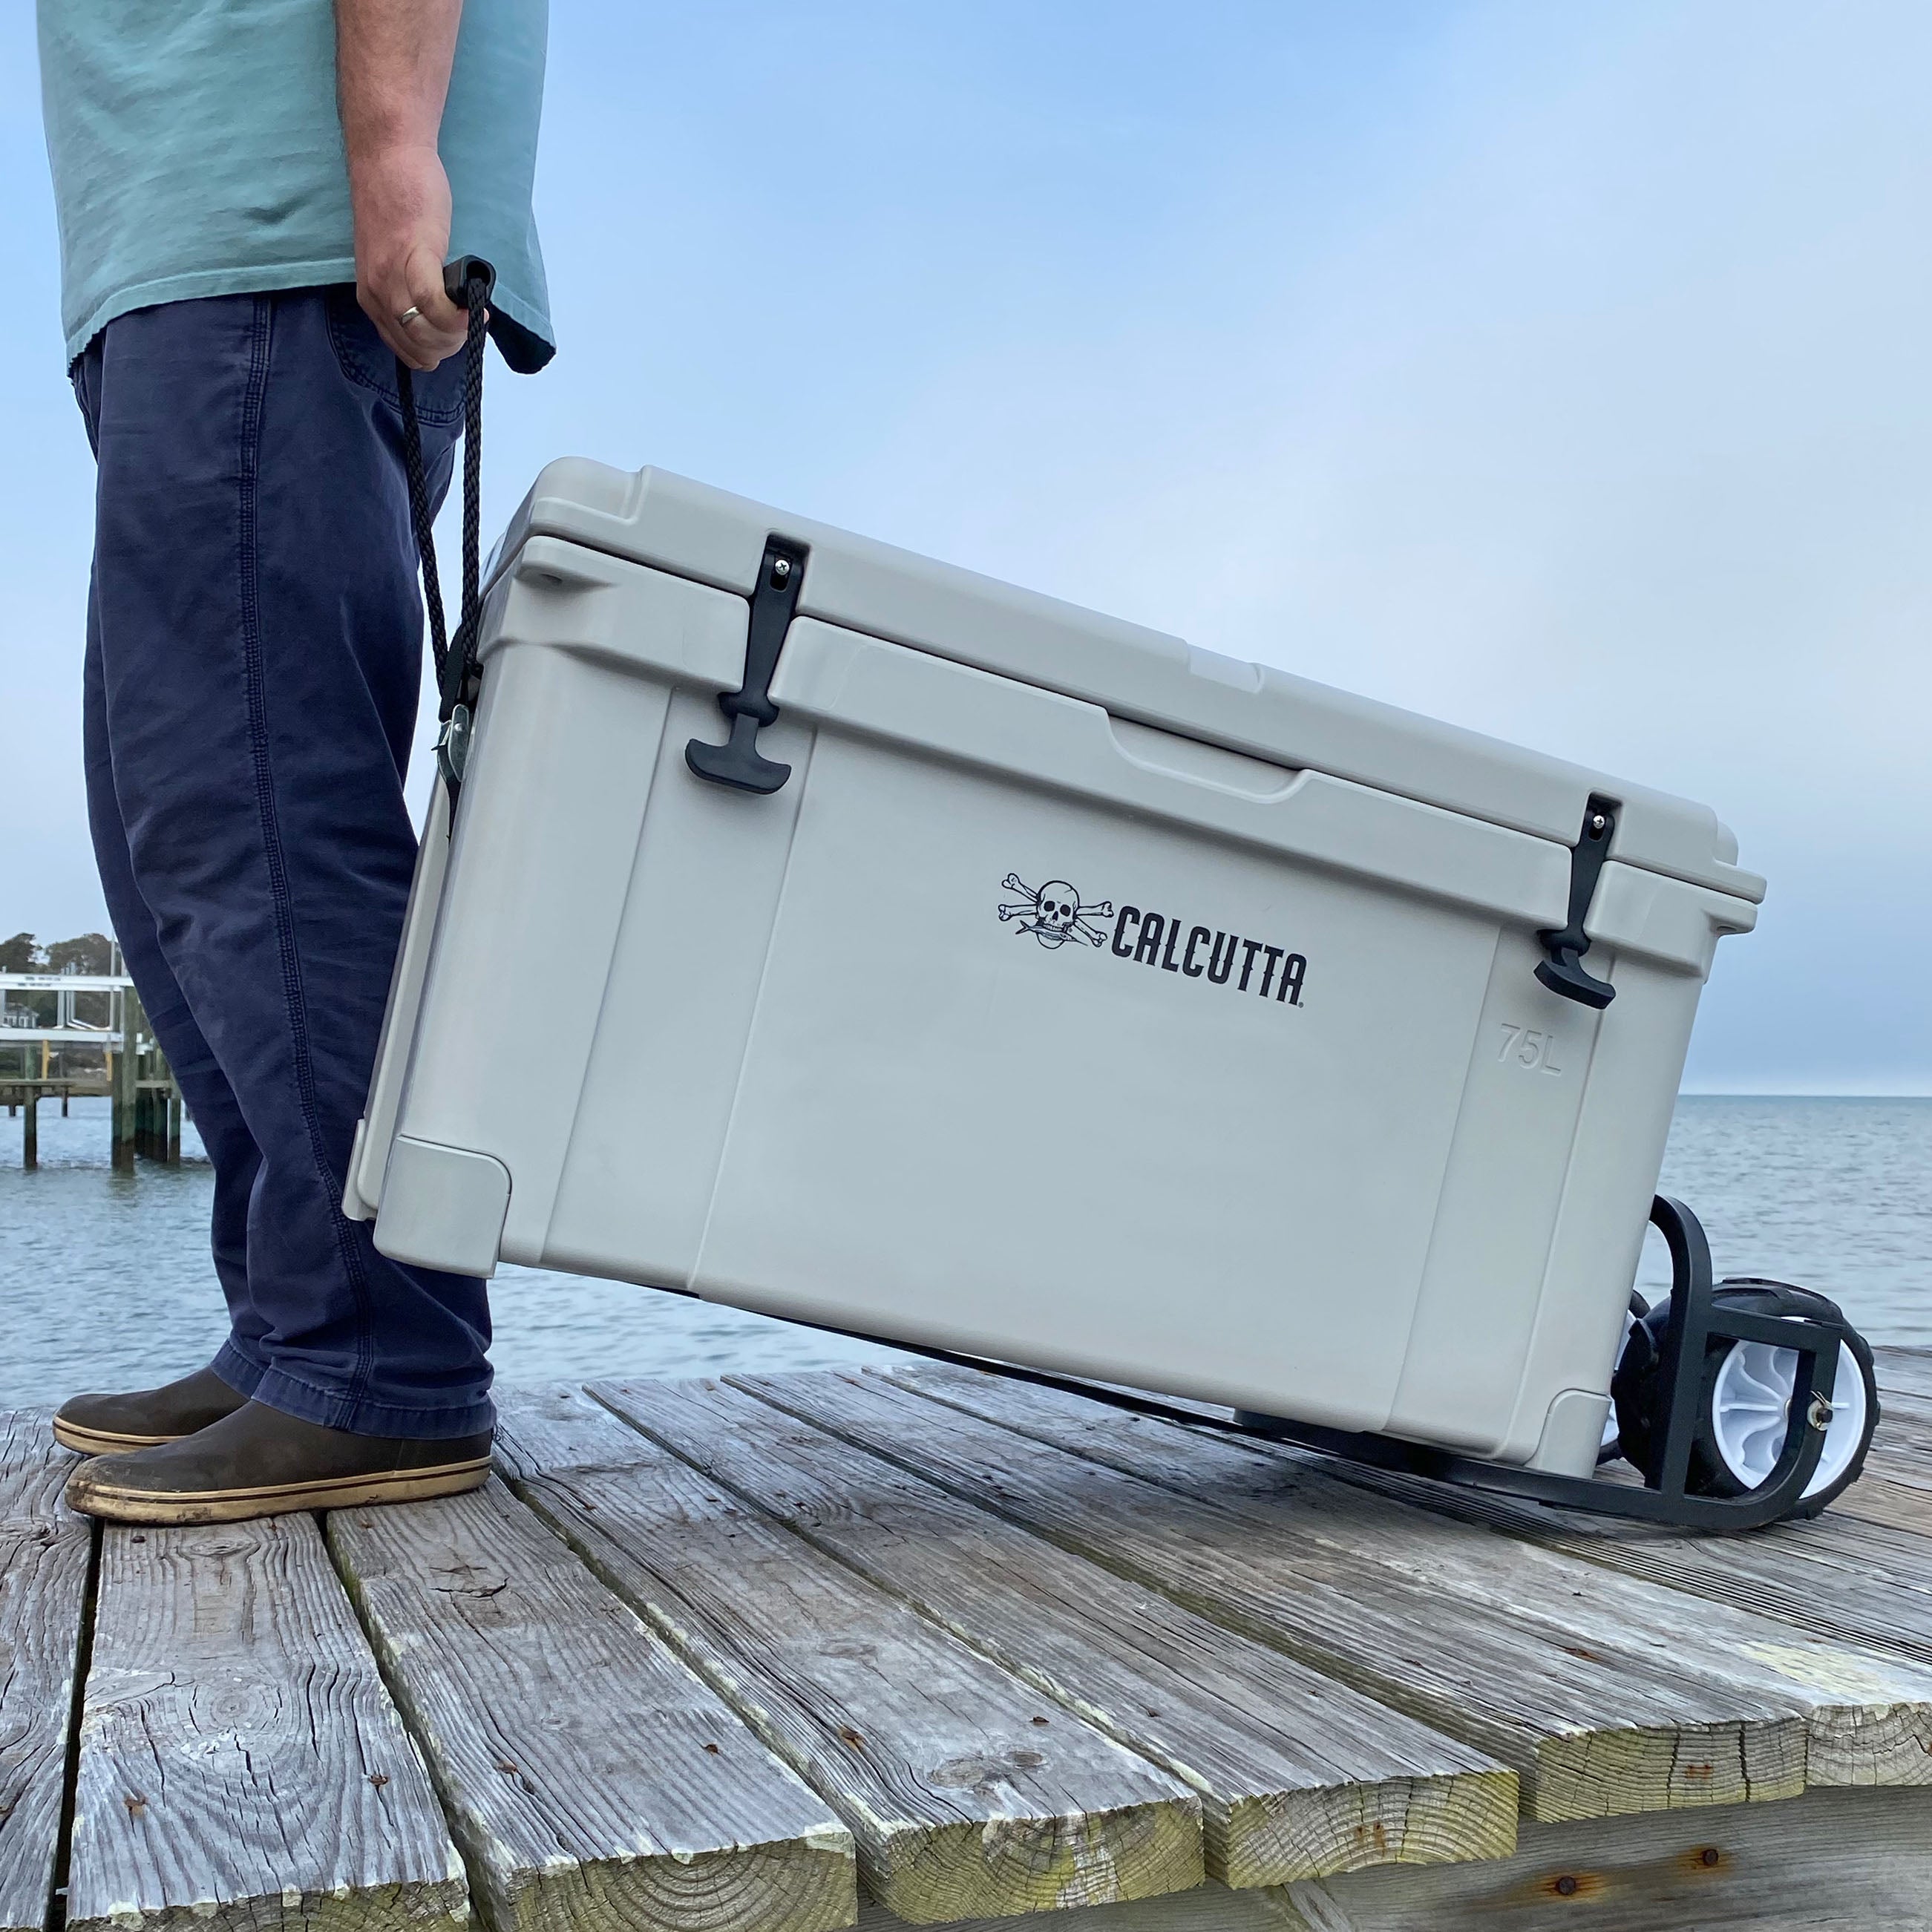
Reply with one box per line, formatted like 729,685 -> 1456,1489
1710,1337 -> 1867,1498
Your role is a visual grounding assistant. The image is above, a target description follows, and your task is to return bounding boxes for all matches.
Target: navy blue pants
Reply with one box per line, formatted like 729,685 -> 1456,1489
72,287 -> 494,1439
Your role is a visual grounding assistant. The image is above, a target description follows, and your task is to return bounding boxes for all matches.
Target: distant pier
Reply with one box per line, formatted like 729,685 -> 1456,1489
0,972 -> 182,1168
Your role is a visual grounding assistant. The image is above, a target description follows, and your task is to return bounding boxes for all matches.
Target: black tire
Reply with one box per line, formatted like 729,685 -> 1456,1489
1597,1290 -> 1651,1465
1611,1278 -> 1879,1521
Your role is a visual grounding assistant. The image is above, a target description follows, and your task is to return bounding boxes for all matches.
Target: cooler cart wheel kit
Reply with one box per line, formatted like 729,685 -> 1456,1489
354,286 -> 1876,1530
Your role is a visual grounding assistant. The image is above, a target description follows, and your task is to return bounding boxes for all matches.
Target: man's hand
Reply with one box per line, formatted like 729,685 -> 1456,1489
335,0 -> 468,370
350,143 -> 465,368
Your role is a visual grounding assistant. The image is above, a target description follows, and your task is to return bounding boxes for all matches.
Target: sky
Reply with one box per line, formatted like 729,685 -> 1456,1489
1,1 -> 1926,1093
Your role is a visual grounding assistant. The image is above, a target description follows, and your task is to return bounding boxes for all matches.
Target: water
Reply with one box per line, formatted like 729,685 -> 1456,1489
1632,1098 -> 1932,1330
0,1096 -> 1925,1409
0,1098 -> 906,1409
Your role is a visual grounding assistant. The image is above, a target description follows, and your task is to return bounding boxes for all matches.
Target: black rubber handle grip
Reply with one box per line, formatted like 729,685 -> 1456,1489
443,256 -> 497,304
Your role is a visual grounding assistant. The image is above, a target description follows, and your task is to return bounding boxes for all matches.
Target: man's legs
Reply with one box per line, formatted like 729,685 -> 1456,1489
72,286 -> 492,1445
52,555 -> 265,1453
85,561 -> 261,1349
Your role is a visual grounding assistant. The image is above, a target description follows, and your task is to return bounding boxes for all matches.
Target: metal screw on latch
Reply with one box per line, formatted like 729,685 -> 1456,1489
771,557 -> 792,583
1589,813 -> 1608,834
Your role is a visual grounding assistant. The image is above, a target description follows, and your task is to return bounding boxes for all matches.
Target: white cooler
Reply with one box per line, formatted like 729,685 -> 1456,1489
344,460 -> 1764,1480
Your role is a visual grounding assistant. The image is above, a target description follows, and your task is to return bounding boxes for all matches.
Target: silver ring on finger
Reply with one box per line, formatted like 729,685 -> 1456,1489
397,306 -> 423,327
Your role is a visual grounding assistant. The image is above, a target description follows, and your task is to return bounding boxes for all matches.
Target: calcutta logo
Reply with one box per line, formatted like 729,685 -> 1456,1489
997,870 -> 1308,1006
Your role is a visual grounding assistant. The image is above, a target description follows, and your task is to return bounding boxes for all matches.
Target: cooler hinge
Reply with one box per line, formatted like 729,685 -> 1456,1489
1535,794 -> 1619,1008
685,536 -> 809,794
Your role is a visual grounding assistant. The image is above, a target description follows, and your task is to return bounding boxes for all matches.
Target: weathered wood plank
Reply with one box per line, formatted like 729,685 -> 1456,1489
1493,1503 -> 1932,1673
1279,1786 -> 1932,1931
859,1792 -> 1932,1931
1876,1349 -> 1932,1405
743,1369 -> 1851,1822
1138,1375 -> 1932,1684
324,1475 -> 857,1932
493,1386 -> 1203,1925
592,1375 -> 1517,1888
1867,1410 -> 1932,1500
1834,1470 -> 1932,1540
67,1512 -> 468,1932
0,1412 -> 90,1932
1870,1401 -> 1932,1453
860,1881 -> 1283,1932
1870,1383 -> 1932,1430
883,1363 -> 1932,1791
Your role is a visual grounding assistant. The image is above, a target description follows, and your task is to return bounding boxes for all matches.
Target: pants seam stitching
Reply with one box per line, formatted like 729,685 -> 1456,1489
236,292 -> 379,1405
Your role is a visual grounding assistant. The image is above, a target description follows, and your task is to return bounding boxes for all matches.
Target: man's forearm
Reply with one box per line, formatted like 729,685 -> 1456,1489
336,0 -> 469,367
336,0 -> 463,166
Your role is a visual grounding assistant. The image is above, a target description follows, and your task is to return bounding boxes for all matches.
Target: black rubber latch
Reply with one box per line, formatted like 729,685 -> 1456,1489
686,536 -> 809,794
1535,794 -> 1620,1008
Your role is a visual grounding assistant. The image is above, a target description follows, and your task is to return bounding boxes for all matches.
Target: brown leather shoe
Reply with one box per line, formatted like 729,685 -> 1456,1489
63,1401 -> 493,1525
53,1365 -> 250,1456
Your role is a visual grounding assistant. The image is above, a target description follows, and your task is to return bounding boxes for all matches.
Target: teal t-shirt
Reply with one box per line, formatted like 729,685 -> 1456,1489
37,0 -> 553,371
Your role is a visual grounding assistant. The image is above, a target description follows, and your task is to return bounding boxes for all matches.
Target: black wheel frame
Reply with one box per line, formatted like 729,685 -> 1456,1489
1614,1275 -> 1879,1521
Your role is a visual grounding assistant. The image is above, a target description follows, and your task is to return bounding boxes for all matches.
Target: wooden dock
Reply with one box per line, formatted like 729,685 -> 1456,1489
4,1353 -> 1932,1932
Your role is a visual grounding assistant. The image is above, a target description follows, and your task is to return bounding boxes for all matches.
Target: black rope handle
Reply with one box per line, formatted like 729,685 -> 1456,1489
396,256 -> 494,802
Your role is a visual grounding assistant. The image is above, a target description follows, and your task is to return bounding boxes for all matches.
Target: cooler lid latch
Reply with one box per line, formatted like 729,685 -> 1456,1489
1536,795 -> 1620,1009
686,536 -> 810,794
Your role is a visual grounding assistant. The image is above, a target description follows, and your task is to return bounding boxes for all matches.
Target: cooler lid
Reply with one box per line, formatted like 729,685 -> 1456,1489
493,459 -> 1764,903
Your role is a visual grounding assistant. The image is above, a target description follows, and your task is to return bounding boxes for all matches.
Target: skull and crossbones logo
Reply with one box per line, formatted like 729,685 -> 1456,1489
998,873 -> 1113,948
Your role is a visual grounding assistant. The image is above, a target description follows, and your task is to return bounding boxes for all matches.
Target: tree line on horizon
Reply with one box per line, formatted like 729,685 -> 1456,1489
1,933 -> 114,975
